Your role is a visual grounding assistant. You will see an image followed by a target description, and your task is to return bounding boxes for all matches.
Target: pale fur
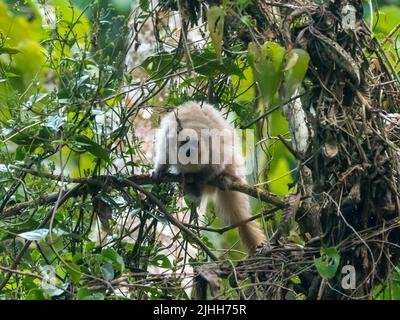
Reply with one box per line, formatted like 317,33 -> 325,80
153,101 -> 266,253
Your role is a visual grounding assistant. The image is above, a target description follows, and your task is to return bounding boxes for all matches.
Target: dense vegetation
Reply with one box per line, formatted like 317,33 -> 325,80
0,0 -> 400,300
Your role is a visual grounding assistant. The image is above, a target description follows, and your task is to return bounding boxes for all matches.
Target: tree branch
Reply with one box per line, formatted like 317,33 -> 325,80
2,166 -> 285,219
184,207 -> 279,234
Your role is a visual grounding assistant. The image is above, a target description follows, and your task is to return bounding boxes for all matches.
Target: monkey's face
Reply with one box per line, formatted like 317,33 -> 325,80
175,128 -> 231,174
176,134 -> 204,173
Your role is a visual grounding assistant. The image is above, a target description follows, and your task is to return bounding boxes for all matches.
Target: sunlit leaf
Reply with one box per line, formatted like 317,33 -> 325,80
18,228 -> 66,241
74,135 -> 110,162
152,254 -> 172,268
18,229 -> 49,241
102,248 -> 125,272
281,48 -> 310,101
248,41 -> 285,105
191,49 -> 243,78
77,288 -> 98,300
314,247 -> 340,279
207,6 -> 225,60
26,288 -> 49,300
0,47 -> 21,55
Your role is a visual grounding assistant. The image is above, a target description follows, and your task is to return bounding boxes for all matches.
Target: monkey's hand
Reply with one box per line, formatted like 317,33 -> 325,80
216,171 -> 242,191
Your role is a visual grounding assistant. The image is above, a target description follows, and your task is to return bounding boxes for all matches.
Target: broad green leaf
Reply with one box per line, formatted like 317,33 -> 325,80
5,72 -> 21,78
152,254 -> 172,268
236,0 -> 252,10
240,15 -> 255,28
30,249 -> 41,262
281,48 -> 310,101
18,228 -> 66,241
139,0 -> 149,11
207,6 -> 225,60
192,49 -> 243,78
66,263 -> 82,284
248,41 -> 285,105
25,288 -> 49,300
231,65 -> 255,103
371,6 -> 400,34
74,135 -> 110,162
314,247 -> 340,279
0,47 -> 21,55
290,276 -> 301,285
101,263 -> 115,281
102,248 -> 125,272
18,229 -> 49,241
142,52 -> 177,80
77,288 -> 92,300
92,292 -> 105,300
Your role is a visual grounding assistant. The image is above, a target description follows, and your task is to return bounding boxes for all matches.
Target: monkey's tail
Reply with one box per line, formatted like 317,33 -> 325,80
214,188 -> 267,253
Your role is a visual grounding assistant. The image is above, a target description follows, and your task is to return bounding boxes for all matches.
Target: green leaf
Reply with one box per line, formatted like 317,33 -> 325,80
77,288 -> 92,300
371,6 -> 400,34
18,229 -> 48,241
102,248 -> 125,272
240,15 -> 255,28
248,41 -> 285,105
139,0 -> 149,11
142,52 -> 177,80
314,247 -> 340,279
152,254 -> 172,268
281,48 -> 310,101
207,6 -> 225,60
26,288 -> 48,300
30,249 -> 41,262
290,276 -> 301,285
66,263 -> 81,284
236,0 -> 252,10
92,292 -> 105,300
0,47 -> 21,55
24,93 -> 49,110
4,72 -> 20,78
191,49 -> 243,78
85,241 -> 96,253
101,263 -> 114,281
74,135 -> 110,162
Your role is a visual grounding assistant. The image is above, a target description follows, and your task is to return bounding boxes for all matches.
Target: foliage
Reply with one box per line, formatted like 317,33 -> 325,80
0,0 -> 133,300
0,0 -> 400,301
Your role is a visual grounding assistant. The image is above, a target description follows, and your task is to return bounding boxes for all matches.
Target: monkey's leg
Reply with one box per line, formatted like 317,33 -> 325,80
215,170 -> 243,191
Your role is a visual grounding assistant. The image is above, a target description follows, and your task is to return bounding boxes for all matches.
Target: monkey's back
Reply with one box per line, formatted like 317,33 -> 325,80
171,102 -> 233,132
